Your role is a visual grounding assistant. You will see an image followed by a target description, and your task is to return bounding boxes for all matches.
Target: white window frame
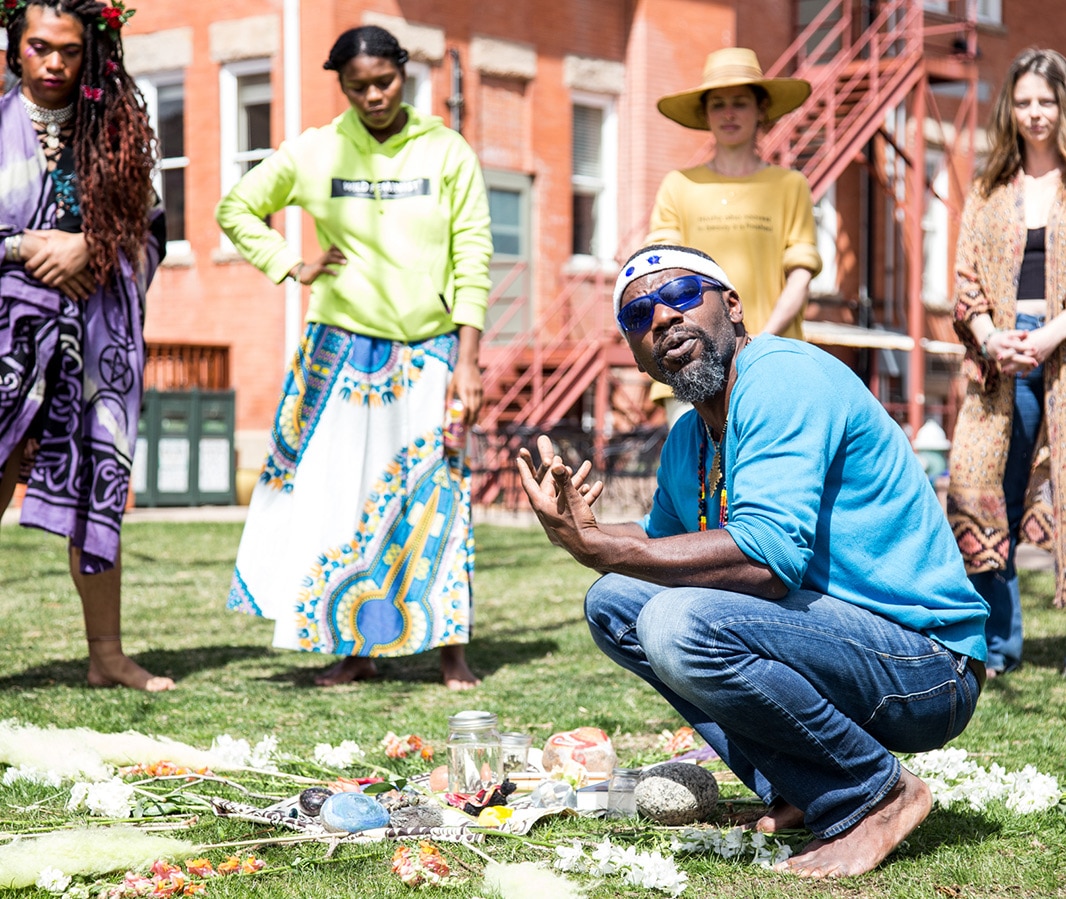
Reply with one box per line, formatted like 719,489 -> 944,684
810,184 -> 838,297
403,59 -> 432,115
922,151 -> 950,310
219,58 -> 274,199
976,0 -> 1001,25
138,71 -> 190,259
570,90 -> 618,263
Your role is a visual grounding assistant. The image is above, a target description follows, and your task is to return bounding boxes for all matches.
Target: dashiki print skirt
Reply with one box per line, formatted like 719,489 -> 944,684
227,323 -> 473,658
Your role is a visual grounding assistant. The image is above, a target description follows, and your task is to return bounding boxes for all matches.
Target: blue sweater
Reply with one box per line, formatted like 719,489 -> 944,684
644,336 -> 988,660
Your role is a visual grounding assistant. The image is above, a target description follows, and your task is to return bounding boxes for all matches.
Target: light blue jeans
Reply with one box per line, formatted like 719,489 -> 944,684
968,312 -> 1045,673
585,574 -> 982,838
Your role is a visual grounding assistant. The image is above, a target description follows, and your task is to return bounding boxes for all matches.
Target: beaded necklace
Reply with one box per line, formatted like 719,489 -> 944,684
19,92 -> 74,151
697,419 -> 728,531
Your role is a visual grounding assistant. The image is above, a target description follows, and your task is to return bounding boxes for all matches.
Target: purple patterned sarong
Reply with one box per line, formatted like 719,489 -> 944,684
0,86 -> 161,574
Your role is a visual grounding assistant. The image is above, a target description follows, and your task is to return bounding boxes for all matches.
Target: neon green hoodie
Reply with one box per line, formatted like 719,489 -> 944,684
216,105 -> 493,341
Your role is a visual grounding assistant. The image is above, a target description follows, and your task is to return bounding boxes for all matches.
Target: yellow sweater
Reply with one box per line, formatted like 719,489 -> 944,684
644,164 -> 821,403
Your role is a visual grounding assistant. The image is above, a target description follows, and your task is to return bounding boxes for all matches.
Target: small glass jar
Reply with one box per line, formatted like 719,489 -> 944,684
607,766 -> 642,817
499,731 -> 533,775
446,710 -> 502,793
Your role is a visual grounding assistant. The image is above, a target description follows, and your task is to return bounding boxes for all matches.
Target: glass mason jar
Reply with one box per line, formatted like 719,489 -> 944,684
499,731 -> 533,775
607,766 -> 642,817
446,710 -> 502,793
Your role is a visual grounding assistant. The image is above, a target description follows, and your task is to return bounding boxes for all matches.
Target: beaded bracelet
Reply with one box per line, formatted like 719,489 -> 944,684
979,328 -> 1003,359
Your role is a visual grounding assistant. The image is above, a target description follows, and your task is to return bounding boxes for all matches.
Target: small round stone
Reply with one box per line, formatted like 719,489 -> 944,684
298,787 -> 333,816
634,762 -> 719,826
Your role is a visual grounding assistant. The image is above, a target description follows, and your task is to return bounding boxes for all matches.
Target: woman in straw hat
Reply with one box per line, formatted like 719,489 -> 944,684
646,48 -> 822,423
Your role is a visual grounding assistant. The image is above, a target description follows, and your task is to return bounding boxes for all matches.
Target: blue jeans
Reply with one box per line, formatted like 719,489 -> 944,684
969,312 -> 1045,673
585,574 -> 982,838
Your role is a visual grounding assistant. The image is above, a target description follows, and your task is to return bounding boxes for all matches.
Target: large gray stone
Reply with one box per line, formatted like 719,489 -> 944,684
634,762 -> 719,826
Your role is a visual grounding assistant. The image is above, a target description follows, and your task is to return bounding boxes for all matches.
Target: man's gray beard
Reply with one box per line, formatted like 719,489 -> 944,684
654,332 -> 727,404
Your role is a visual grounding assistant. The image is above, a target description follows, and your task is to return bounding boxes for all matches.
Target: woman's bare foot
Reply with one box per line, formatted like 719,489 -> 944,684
773,767 -> 932,878
314,656 -> 379,686
441,644 -> 480,691
87,637 -> 175,692
749,799 -> 805,832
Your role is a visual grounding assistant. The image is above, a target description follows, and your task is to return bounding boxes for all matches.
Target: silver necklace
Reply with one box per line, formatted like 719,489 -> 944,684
19,92 -> 74,150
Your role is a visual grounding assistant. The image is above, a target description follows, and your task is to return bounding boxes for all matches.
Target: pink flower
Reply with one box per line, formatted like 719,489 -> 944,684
82,85 -> 104,101
105,60 -> 119,76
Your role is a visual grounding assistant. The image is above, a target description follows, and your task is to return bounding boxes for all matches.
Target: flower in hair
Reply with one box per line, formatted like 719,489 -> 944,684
96,0 -> 134,33
104,59 -> 119,75
82,85 -> 103,101
0,0 -> 26,29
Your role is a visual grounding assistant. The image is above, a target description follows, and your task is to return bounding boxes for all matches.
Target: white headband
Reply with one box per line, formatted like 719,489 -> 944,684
613,247 -> 736,333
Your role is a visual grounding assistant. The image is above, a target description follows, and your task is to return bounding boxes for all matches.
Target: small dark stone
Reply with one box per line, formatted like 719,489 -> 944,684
298,787 -> 333,816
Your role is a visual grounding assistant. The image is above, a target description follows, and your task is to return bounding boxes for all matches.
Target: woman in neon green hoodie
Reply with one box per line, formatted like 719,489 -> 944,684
216,25 -> 492,690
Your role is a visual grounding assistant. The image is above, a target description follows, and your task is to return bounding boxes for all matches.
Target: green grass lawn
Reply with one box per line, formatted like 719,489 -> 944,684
0,517 -> 1064,897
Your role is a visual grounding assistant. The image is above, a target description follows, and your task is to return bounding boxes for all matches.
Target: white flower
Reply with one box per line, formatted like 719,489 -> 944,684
36,866 -> 71,893
313,740 -> 365,769
1004,766 -> 1062,814
588,837 -> 623,876
67,777 -> 134,818
209,734 -> 252,767
553,839 -> 588,873
2,764 -> 63,787
209,734 -> 279,771
906,750 -> 1061,814
623,850 -> 688,896
249,735 -> 279,771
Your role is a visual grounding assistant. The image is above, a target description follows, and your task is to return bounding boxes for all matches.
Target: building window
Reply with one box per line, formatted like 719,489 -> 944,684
570,93 -> 617,261
484,169 -> 532,342
139,74 -> 188,255
922,151 -> 950,311
402,59 -> 431,114
219,59 -> 273,198
976,0 -> 1001,24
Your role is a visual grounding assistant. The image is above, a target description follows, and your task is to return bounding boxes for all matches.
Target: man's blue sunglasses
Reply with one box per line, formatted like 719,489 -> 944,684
616,275 -> 727,334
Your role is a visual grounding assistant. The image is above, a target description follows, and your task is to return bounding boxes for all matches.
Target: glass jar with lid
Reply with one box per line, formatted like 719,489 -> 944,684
446,710 -> 502,793
607,766 -> 642,817
499,731 -> 533,775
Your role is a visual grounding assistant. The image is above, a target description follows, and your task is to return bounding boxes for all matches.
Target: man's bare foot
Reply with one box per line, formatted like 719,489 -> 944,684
441,644 -> 480,691
87,638 -> 175,692
773,767 -> 932,879
314,656 -> 379,686
749,799 -> 805,833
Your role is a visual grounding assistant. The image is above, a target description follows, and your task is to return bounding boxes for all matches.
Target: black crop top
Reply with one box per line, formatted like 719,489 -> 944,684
1017,227 -> 1045,300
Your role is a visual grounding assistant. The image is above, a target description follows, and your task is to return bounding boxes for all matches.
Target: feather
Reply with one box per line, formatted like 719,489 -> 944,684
0,827 -> 196,889
0,721 -> 219,778
482,861 -> 586,899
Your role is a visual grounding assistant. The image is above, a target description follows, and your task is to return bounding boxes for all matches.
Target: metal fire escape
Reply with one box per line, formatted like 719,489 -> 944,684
473,0 -> 979,505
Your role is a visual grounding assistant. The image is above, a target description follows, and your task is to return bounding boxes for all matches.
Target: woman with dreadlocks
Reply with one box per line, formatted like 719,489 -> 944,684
0,0 -> 172,690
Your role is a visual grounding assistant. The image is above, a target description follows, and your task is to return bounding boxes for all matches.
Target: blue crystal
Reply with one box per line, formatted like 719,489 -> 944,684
319,791 -> 391,833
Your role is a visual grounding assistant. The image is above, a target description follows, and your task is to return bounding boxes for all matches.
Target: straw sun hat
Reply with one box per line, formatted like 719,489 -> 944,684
656,47 -> 811,131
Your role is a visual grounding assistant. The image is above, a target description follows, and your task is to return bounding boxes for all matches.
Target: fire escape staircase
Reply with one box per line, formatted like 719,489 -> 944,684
473,0 -> 976,505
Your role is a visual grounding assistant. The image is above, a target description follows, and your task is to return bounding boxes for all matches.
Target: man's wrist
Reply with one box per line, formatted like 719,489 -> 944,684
287,263 -> 305,282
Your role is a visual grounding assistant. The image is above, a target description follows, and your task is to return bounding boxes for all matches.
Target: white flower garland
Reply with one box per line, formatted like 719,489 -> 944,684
554,836 -> 689,896
905,748 -> 1064,814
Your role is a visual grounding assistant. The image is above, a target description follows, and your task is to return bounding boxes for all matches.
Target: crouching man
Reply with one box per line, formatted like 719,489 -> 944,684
516,245 -> 988,878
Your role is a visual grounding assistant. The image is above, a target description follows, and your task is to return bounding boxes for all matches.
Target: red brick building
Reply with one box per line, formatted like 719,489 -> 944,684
111,0 -> 1066,501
